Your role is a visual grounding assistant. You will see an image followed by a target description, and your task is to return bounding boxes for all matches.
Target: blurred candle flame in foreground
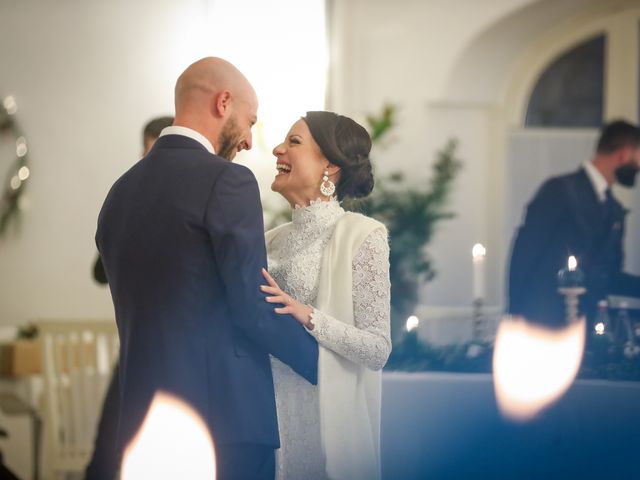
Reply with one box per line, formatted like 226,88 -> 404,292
121,391 -> 216,480
493,316 -> 586,422
567,255 -> 577,271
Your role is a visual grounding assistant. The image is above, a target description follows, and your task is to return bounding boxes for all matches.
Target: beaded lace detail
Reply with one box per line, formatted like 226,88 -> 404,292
270,197 -> 344,306
267,198 -> 391,480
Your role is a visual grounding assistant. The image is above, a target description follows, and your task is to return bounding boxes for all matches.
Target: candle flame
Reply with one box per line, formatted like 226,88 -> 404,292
121,391 -> 216,480
406,315 -> 419,332
472,243 -> 486,260
594,322 -> 605,335
568,256 -> 577,271
493,316 -> 585,422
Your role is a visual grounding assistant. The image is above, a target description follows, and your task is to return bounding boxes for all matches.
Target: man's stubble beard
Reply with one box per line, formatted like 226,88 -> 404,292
217,115 -> 241,161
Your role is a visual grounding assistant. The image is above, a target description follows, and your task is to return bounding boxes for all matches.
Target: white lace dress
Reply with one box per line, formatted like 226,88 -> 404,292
267,198 -> 391,480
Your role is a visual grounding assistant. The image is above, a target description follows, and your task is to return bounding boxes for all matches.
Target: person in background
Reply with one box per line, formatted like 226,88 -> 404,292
85,115 -> 173,480
141,116 -> 174,156
508,120 -> 640,328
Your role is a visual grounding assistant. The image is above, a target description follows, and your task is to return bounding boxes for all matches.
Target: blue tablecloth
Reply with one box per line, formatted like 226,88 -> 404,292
381,372 -> 640,478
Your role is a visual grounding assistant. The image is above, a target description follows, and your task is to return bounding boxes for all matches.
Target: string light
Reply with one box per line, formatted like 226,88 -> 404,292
10,176 -> 21,190
1,94 -> 30,235
3,95 -> 17,115
16,136 -> 27,157
18,166 -> 30,181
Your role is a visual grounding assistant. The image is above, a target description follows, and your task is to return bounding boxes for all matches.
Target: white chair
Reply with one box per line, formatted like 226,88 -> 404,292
38,320 -> 118,480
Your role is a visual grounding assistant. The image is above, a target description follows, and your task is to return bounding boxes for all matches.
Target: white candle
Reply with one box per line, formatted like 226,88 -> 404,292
472,243 -> 486,301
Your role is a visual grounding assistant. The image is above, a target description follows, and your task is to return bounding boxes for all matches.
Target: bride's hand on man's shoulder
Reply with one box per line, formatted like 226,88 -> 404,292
260,268 -> 314,330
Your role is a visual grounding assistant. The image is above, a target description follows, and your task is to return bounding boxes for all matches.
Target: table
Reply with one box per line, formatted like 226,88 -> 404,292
381,372 -> 640,478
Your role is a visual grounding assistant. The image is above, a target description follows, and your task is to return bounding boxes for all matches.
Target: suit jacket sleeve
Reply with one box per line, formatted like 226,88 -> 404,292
508,179 -> 566,311
611,272 -> 640,297
601,204 -> 640,299
205,163 -> 318,384
93,254 -> 108,285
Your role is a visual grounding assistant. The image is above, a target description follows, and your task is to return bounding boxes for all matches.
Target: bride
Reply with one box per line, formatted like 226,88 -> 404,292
261,111 -> 392,480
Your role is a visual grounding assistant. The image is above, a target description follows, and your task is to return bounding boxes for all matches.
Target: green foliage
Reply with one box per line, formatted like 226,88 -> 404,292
385,333 -> 493,373
366,104 -> 395,143
579,333 -> 640,381
385,331 -> 640,381
347,105 -> 463,336
16,322 -> 38,340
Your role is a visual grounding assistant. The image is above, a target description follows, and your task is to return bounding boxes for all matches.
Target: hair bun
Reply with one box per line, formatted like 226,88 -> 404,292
304,111 -> 375,200
344,153 -> 374,198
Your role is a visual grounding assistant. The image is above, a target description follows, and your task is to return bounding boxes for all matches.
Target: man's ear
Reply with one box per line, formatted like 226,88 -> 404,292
213,90 -> 232,117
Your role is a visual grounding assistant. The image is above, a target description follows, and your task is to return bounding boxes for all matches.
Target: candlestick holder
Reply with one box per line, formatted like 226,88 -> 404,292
557,256 -> 586,324
558,286 -> 586,323
467,298 -> 488,358
472,297 -> 485,341
615,302 -> 640,358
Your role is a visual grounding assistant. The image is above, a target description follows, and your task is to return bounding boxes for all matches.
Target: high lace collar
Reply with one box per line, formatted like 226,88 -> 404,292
291,197 -> 345,233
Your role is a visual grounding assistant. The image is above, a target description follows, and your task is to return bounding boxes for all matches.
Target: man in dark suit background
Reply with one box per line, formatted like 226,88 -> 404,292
508,120 -> 640,328
95,57 -> 318,479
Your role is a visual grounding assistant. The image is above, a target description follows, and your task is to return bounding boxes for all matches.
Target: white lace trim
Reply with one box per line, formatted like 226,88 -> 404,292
293,196 -> 339,210
269,198 -> 345,306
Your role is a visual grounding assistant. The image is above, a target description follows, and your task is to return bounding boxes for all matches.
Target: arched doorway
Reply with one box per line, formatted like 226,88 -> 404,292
441,0 -> 640,308
503,4 -> 640,304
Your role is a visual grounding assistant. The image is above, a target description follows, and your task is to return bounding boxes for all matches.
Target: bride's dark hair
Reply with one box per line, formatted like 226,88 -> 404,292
303,111 -> 374,200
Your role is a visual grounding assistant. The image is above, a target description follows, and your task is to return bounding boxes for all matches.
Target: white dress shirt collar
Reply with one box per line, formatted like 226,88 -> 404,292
583,161 -> 609,202
159,126 -> 216,154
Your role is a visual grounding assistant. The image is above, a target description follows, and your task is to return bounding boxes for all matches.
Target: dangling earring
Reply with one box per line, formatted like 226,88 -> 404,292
320,169 -> 336,197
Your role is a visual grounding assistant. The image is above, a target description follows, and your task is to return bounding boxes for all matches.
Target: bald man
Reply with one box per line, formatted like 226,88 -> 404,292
96,58 -> 318,479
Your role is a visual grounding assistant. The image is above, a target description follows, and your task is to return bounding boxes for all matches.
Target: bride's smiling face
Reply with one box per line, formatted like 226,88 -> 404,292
271,119 -> 333,206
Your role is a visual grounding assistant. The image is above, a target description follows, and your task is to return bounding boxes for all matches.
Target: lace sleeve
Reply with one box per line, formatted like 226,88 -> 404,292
308,227 -> 391,370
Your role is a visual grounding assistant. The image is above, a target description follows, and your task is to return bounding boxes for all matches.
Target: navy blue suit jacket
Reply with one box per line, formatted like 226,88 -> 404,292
96,134 -> 318,453
508,168 -> 640,326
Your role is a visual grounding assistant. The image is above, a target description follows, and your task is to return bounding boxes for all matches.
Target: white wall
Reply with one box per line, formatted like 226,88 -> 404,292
3,0 -> 639,326
0,0 -> 325,325
328,0 -> 538,308
0,0 -> 186,324
328,0 -> 640,311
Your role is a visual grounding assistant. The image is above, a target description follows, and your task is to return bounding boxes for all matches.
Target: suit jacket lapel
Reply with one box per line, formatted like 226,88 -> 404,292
606,195 -> 625,241
565,169 -> 602,239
